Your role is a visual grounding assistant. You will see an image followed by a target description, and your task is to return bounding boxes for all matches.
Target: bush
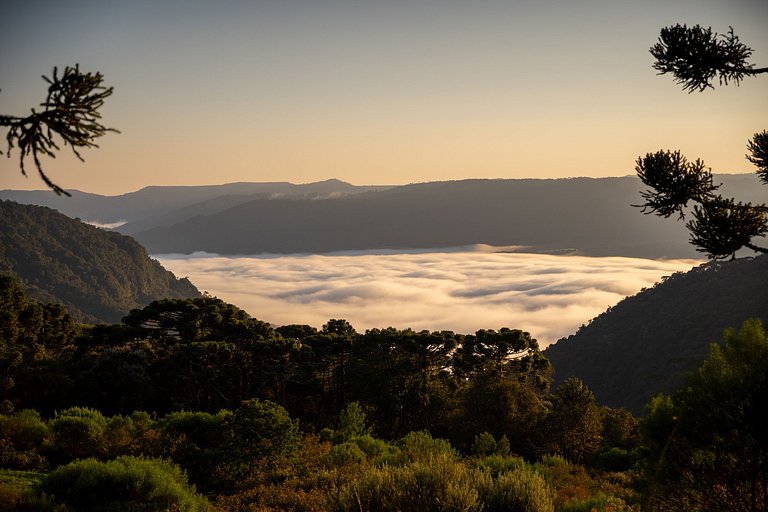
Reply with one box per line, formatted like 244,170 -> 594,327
223,399 -> 301,466
0,470 -> 50,512
0,410 -> 47,452
397,430 -> 456,463
470,453 -> 526,478
330,442 -> 367,466
40,455 -> 210,511
46,407 -> 108,464
337,454 -> 480,512
475,467 -> 554,512
595,447 -> 633,472
349,435 -> 399,463
472,432 -> 512,457
333,402 -> 371,443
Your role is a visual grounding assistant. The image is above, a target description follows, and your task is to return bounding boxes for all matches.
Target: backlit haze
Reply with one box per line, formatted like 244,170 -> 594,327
1,0 -> 767,194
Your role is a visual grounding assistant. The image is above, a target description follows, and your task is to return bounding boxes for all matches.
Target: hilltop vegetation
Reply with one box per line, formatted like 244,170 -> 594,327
0,277 -> 642,510
545,254 -> 768,413
0,200 -> 199,323
2,275 -> 765,511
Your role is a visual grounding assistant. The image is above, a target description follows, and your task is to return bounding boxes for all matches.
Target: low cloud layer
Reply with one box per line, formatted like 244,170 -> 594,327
157,249 -> 700,347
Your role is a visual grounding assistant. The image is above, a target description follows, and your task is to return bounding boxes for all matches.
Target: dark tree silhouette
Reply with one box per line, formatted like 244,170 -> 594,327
0,65 -> 117,196
650,24 -> 768,93
636,25 -> 767,260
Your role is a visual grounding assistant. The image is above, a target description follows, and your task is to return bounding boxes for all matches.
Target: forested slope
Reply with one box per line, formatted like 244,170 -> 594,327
0,201 -> 200,323
544,254 -> 768,413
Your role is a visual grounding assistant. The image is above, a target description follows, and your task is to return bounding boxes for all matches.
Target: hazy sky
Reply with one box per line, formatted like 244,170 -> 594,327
1,0 -> 767,194
157,249 -> 699,346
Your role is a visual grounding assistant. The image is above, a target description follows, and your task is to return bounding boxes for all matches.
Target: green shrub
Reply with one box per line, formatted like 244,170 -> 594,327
0,470 -> 49,512
221,399 -> 301,478
46,407 -> 108,463
333,402 -> 372,443
470,453 -> 526,478
473,432 -> 497,456
397,430 -> 456,463
349,435 -> 399,463
40,455 -> 210,511
330,442 -> 367,466
0,410 -> 47,452
159,410 -> 230,448
595,447 -> 633,472
558,493 -> 628,512
476,467 -> 554,512
337,454 -> 480,512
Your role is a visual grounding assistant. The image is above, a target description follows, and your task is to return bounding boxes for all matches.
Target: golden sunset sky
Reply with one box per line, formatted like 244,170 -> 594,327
1,0 -> 767,195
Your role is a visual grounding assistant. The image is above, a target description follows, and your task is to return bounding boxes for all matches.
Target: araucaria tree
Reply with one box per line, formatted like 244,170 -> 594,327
635,24 -> 768,259
0,65 -> 117,195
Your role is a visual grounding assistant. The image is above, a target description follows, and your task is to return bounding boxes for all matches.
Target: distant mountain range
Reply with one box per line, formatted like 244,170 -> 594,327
0,174 -> 762,258
0,179 -> 389,234
0,201 -> 200,323
544,254 -> 768,413
2,175 -> 763,258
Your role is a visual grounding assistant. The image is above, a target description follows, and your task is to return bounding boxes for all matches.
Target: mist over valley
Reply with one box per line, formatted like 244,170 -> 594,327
157,248 -> 700,347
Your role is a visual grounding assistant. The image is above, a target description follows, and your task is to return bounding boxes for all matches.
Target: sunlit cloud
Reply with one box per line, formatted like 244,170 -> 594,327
156,249 -> 699,347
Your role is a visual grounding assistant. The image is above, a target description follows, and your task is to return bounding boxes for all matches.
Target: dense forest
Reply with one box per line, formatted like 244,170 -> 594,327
0,200 -> 200,324
1,273 -> 765,511
545,254 -> 768,413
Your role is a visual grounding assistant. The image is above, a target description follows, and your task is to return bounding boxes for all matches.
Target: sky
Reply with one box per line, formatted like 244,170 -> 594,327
157,249 -> 699,347
1,0 -> 767,195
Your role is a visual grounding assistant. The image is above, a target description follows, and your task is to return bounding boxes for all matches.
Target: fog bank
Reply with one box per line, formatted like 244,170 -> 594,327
157,249 -> 699,347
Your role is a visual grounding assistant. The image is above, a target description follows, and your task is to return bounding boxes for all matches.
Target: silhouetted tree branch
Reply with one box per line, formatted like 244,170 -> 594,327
635,150 -> 718,220
0,65 -> 118,196
636,26 -> 767,260
651,24 -> 768,93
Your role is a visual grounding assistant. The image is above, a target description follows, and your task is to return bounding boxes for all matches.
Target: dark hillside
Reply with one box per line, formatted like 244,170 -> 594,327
544,254 -> 768,413
0,201 -> 200,323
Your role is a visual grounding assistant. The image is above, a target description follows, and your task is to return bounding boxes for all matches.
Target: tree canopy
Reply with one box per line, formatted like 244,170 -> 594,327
639,319 -> 768,511
636,25 -> 768,259
0,65 -> 117,195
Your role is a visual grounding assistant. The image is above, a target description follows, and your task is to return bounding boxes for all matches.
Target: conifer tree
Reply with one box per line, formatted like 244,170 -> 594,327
1,65 -> 117,195
636,25 -> 767,259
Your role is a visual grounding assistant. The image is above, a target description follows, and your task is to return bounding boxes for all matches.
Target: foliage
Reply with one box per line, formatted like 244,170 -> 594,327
0,201 -> 200,323
0,65 -> 118,195
158,410 -> 230,489
332,402 -> 371,443
474,466 -> 554,512
336,453 -> 481,512
46,406 -> 108,465
545,378 -> 602,463
222,399 -> 301,472
0,410 -> 48,470
397,430 -> 457,463
40,455 -> 210,511
0,274 -> 75,413
639,318 -> 768,511
637,24 -> 768,259
0,469 -> 49,512
650,24 -> 765,92
545,254 -> 768,413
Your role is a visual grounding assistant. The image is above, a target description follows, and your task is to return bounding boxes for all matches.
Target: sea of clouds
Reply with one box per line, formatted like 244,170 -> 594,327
156,248 -> 700,348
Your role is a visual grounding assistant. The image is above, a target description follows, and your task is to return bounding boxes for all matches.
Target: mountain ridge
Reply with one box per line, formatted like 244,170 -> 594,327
0,200 -> 201,323
130,175 -> 766,258
544,254 -> 768,413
